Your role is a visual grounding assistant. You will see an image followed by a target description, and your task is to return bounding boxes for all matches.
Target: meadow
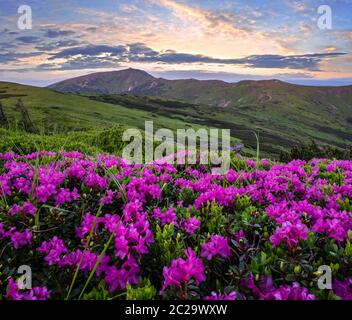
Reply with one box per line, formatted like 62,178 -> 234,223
0,80 -> 352,301
1,146 -> 352,300
2,79 -> 352,159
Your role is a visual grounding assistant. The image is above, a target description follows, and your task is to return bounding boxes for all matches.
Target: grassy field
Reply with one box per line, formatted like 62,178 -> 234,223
88,89 -> 352,156
0,82 -> 247,155
48,69 -> 352,154
1,80 -> 352,158
0,82 -> 204,133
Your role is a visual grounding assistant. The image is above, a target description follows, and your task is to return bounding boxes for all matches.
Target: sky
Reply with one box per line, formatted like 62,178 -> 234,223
0,0 -> 351,86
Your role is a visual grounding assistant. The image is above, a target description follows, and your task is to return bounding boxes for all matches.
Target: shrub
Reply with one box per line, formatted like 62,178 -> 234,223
0,152 -> 352,300
280,141 -> 352,162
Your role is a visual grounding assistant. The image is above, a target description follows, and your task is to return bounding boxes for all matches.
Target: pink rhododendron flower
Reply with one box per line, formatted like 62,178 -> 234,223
201,235 -> 232,260
153,207 -> 177,226
10,200 -> 36,217
76,213 -> 102,239
333,278 -> 352,300
243,274 -> 315,300
183,217 -> 201,234
270,221 -> 308,248
204,292 -> 237,300
234,229 -> 246,242
10,229 -> 32,249
55,187 -> 80,206
115,236 -> 129,259
6,278 -> 50,300
2,151 -> 352,300
161,248 -> 206,293
103,255 -> 140,292
37,236 -> 68,265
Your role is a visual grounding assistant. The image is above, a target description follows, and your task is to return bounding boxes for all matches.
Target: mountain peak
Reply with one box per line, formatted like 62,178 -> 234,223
236,79 -> 288,85
48,69 -> 352,101
115,68 -> 153,77
48,68 -> 155,94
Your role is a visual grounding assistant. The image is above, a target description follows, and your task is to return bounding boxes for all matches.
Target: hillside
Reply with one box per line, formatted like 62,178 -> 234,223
2,68 -> 352,157
48,68 -> 155,94
48,68 -> 352,110
0,82 -> 211,135
49,69 -> 352,154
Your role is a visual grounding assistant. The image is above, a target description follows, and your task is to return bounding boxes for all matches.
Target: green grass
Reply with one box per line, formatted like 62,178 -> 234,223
1,80 -> 351,158
88,90 -> 352,157
0,127 -> 125,155
0,81 -> 173,132
0,82 -> 246,153
0,81 -> 241,136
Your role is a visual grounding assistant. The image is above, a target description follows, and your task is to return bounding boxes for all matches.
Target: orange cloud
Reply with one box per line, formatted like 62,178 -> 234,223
324,47 -> 337,53
151,0 -> 248,37
149,0 -> 296,57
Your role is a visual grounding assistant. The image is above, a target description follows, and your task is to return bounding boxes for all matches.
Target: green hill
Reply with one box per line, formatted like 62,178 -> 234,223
2,69 -> 352,158
0,81 -> 211,133
0,81 -> 244,154
48,69 -> 352,155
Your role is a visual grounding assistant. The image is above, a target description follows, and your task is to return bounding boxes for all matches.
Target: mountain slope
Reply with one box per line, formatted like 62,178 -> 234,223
48,68 -> 155,94
48,68 -> 352,154
48,69 -> 352,113
0,82 -> 210,135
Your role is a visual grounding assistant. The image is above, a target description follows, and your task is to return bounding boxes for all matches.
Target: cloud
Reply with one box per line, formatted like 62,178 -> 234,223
15,36 -> 41,44
283,0 -> 310,13
0,42 -> 16,51
45,43 -> 347,71
0,27 -> 82,63
85,27 -> 98,32
0,52 -> 43,64
150,69 -> 313,82
238,53 -> 347,71
38,57 -> 120,71
298,22 -> 313,34
35,39 -> 82,51
5,27 -> 82,55
151,0 -> 250,35
49,44 -> 127,60
324,46 -> 337,53
44,29 -> 76,38
2,28 -> 18,35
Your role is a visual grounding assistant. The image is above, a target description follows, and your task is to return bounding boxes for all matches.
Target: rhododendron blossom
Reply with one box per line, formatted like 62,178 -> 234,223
204,291 -> 237,300
270,221 -> 308,248
1,152 -> 352,300
161,248 -> 206,293
183,217 -> 201,234
6,278 -> 50,300
243,274 -> 316,300
201,235 -> 232,260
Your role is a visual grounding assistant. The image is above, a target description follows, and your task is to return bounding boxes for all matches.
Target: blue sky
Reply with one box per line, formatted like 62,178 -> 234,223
0,0 -> 351,86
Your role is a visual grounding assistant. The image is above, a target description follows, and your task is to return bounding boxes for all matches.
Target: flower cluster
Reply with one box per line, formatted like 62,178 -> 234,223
161,248 -> 206,293
204,291 -> 237,300
1,151 -> 352,300
201,235 -> 232,260
270,221 -> 308,248
243,274 -> 316,300
0,223 -> 32,249
6,278 -> 50,300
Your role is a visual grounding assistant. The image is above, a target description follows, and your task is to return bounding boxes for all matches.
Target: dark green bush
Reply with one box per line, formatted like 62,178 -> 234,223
280,141 -> 352,162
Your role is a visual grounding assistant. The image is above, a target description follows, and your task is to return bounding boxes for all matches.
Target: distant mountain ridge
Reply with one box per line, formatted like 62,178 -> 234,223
48,68 -> 352,108
48,68 -> 291,95
48,68 -> 155,94
44,68 -> 352,155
